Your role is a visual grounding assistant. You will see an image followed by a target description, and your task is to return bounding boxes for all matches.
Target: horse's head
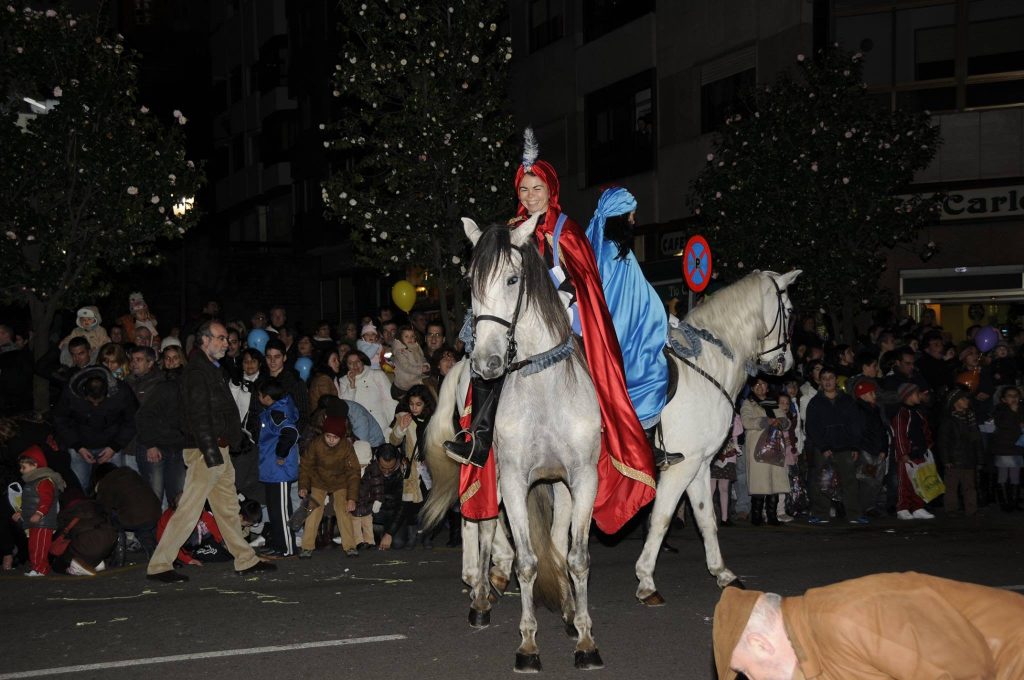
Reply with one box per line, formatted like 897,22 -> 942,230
754,270 -> 802,376
463,213 -> 549,380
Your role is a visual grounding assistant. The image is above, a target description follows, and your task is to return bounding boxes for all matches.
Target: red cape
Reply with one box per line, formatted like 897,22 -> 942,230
459,212 -> 656,534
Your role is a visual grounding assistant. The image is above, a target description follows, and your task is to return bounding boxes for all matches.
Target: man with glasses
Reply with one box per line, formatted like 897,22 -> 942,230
424,322 -> 446,355
146,321 -> 276,582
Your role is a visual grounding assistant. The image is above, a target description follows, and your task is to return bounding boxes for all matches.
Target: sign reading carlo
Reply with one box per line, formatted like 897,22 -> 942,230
937,185 -> 1024,221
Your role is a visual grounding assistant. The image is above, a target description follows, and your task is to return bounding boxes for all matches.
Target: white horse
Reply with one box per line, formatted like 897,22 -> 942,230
635,269 -> 801,604
422,213 -> 605,672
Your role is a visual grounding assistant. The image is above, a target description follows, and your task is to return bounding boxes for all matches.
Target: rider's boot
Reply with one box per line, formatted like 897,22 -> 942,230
444,376 -> 504,467
645,425 -> 684,471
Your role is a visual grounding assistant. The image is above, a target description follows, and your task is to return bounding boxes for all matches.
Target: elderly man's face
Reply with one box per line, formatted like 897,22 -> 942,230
135,327 -> 153,347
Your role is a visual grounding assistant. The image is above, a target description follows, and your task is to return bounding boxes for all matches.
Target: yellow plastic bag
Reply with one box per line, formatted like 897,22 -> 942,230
906,451 -> 945,503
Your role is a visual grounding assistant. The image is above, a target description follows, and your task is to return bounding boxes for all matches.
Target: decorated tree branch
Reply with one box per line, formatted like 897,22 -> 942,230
322,0 -> 515,338
0,4 -> 203,408
689,47 -> 943,340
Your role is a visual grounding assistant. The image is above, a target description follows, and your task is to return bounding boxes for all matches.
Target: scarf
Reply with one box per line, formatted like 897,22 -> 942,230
23,467 -> 67,493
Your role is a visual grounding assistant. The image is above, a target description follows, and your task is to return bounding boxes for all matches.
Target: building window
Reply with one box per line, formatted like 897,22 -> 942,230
836,0 -> 1024,113
701,68 -> 755,135
583,0 -> 654,43
261,112 -> 295,166
585,70 -> 655,186
529,0 -> 564,52
258,36 -> 289,93
231,135 -> 245,173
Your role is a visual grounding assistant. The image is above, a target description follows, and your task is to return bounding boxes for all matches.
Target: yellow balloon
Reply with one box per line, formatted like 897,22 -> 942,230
391,280 -> 416,313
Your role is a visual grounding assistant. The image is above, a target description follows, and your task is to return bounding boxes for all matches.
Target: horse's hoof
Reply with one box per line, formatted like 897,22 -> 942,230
514,653 -> 542,673
640,591 -> 666,607
724,577 -> 746,590
574,649 -> 604,670
468,608 -> 490,628
564,619 -> 578,639
488,574 -> 509,602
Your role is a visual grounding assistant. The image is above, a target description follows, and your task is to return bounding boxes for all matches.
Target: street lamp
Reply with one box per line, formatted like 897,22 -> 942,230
172,196 -> 194,216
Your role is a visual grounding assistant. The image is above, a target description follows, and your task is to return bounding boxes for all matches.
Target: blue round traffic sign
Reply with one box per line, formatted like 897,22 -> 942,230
683,235 -> 712,293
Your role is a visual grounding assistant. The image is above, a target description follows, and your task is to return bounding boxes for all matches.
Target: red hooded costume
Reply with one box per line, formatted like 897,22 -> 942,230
458,158 -> 656,535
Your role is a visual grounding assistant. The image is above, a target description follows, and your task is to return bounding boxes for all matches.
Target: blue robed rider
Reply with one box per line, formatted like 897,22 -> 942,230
586,186 -> 681,469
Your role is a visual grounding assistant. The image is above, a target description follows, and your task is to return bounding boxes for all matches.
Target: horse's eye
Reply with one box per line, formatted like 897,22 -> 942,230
506,276 -> 518,286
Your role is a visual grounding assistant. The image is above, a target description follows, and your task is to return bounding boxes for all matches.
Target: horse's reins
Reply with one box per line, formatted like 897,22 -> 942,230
670,276 -> 793,413
472,264 -> 527,374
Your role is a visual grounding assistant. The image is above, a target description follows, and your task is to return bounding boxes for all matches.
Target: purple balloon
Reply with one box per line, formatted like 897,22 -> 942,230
974,326 -> 999,353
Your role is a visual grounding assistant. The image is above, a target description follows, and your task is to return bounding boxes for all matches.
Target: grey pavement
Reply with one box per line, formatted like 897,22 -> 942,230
1,510 -> 1022,680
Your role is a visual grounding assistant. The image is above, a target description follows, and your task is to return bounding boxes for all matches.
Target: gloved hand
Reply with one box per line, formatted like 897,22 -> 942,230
199,436 -> 224,468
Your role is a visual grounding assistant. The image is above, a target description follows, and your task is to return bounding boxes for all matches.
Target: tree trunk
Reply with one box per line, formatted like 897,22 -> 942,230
28,296 -> 58,413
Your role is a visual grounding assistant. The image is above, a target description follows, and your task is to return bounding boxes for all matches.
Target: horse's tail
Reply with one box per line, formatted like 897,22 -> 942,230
528,483 -> 568,612
419,359 -> 467,531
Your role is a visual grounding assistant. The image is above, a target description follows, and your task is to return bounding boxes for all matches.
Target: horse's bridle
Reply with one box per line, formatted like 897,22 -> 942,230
472,253 -> 528,376
754,276 -> 793,368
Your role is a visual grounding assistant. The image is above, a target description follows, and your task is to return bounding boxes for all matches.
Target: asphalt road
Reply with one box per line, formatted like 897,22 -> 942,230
2,510 -> 1022,680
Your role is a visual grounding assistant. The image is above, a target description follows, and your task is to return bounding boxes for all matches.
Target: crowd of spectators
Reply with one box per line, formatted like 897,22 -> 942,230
0,296 -> 462,576
713,310 -> 1024,528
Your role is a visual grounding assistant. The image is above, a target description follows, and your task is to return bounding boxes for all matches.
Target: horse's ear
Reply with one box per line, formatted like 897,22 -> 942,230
510,212 -> 541,247
779,269 -> 803,289
462,217 -> 482,246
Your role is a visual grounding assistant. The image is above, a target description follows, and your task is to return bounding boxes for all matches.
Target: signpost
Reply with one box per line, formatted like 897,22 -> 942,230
683,235 -> 712,293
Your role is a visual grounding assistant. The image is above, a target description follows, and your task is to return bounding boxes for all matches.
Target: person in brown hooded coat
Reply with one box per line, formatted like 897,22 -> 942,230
298,415 -> 361,558
713,572 -> 1024,680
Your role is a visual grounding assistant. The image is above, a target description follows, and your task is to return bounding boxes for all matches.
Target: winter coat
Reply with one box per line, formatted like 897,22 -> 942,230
989,403 -> 1023,458
938,408 -> 983,469
805,390 -> 863,454
180,352 -> 243,454
298,435 -> 360,497
740,399 -> 791,495
59,307 -> 111,367
857,400 -> 889,456
778,572 -> 1024,679
307,373 -> 338,413
338,367 -> 397,435
21,468 -> 65,530
354,459 -> 405,536
257,395 -> 299,483
94,467 -> 161,528
126,368 -> 164,406
269,368 -> 310,433
53,367 -> 138,452
134,370 -> 185,450
390,338 -> 427,392
56,498 -> 117,568
389,416 -> 425,503
344,400 -> 385,447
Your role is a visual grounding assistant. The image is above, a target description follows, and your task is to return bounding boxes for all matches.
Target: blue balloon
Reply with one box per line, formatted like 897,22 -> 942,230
974,325 -> 999,353
247,329 -> 269,353
295,357 -> 313,382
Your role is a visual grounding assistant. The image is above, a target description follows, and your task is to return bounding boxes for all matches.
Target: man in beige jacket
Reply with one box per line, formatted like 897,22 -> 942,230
714,572 -> 1024,679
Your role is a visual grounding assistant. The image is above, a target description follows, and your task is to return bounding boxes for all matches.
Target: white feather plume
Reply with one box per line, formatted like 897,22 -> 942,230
521,127 -> 539,172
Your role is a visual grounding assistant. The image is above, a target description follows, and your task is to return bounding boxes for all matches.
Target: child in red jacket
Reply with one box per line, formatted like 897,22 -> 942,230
12,446 -> 66,576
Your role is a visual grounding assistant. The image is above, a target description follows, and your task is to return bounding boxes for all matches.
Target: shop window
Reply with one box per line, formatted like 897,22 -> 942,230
583,0 -> 653,43
585,70 -> 655,186
701,68 -> 755,134
529,0 -> 564,52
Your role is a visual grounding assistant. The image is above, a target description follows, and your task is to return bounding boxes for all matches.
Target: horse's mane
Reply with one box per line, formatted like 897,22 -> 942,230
685,271 -> 768,360
470,224 -> 572,343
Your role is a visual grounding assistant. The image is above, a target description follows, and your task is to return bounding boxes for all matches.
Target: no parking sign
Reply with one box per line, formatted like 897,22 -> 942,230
683,235 -> 712,293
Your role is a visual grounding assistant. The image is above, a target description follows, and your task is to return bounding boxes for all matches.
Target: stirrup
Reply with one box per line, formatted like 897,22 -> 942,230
655,449 -> 685,471
444,429 -> 480,466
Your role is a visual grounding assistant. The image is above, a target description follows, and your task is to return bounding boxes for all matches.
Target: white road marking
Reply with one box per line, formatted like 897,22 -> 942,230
997,584 -> 1024,591
0,634 -> 406,679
